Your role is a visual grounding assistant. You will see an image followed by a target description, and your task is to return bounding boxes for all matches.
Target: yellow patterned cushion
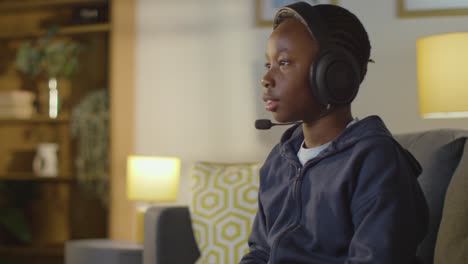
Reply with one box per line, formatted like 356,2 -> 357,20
190,161 -> 261,264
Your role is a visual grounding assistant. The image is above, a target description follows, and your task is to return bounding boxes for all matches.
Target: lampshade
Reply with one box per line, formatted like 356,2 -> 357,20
416,32 -> 468,118
127,156 -> 181,202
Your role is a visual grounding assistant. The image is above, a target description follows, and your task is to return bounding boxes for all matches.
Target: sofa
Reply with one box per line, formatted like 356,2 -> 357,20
143,129 -> 468,264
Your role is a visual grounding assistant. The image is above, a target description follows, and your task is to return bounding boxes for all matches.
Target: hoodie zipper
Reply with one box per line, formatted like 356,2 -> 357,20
292,166 -> 301,200
269,155 -> 331,263
270,163 -> 302,262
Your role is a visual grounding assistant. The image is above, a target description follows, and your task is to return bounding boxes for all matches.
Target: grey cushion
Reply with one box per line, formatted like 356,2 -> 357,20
65,239 -> 142,264
394,129 -> 468,264
144,207 -> 200,264
434,141 -> 468,264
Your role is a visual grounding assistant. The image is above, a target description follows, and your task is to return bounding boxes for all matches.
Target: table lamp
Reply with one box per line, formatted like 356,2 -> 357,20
416,32 -> 468,118
126,155 -> 181,243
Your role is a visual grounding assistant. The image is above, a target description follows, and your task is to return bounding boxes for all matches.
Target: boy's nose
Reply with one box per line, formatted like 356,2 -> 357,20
261,77 -> 273,89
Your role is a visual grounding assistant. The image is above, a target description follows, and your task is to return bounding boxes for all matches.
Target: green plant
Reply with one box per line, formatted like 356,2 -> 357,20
71,89 -> 109,206
15,27 -> 82,79
0,182 -> 38,244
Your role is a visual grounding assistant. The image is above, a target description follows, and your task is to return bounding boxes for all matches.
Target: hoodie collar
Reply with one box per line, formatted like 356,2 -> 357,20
279,115 -> 392,160
278,115 -> 422,177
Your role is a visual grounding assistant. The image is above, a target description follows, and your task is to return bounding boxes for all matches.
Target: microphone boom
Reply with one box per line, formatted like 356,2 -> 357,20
255,119 -> 301,130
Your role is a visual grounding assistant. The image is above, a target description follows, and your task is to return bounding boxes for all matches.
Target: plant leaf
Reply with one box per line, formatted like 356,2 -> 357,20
0,208 -> 31,243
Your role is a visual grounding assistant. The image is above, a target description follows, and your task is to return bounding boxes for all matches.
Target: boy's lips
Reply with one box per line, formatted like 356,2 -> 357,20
265,99 -> 279,112
263,95 -> 279,112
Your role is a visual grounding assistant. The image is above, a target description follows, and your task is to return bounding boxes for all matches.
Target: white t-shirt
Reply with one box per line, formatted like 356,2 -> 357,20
297,118 -> 358,165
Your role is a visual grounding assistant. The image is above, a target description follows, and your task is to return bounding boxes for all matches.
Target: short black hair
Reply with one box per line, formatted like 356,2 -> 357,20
274,3 -> 371,82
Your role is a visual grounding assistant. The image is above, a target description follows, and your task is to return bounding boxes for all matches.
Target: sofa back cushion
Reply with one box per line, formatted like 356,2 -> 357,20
394,129 -> 468,264
190,162 -> 261,264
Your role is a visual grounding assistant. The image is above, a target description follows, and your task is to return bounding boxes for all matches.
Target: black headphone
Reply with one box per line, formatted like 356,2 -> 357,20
275,2 -> 362,107
311,45 -> 361,106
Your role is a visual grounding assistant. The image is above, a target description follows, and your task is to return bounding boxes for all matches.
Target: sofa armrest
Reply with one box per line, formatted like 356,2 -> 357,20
143,206 -> 200,264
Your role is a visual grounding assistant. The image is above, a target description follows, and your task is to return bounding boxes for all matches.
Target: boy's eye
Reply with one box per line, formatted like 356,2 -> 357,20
279,60 -> 290,66
264,62 -> 271,70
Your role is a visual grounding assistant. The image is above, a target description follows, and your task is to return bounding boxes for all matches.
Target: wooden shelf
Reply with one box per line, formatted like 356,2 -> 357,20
0,0 -> 107,11
0,244 -> 64,256
59,23 -> 110,35
0,23 -> 110,40
0,115 -> 70,124
0,173 -> 74,183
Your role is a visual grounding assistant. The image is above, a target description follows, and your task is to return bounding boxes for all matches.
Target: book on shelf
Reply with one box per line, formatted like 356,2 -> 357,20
0,90 -> 36,118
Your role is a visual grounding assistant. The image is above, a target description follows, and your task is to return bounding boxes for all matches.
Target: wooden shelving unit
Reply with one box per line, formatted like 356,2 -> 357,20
0,0 -> 111,263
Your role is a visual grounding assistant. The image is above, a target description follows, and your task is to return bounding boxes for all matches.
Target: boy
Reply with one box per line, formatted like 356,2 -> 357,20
241,2 -> 428,263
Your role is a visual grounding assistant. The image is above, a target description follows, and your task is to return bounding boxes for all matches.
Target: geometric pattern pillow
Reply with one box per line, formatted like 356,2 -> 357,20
190,161 -> 260,264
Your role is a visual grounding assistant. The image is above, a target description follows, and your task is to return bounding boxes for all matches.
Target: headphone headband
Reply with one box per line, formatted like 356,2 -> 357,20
274,3 -> 327,47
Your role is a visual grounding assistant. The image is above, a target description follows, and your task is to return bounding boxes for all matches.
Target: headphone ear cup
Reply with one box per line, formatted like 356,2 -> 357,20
311,49 -> 361,106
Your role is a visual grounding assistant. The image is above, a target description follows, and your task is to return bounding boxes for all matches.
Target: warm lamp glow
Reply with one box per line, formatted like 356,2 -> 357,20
127,156 -> 181,202
417,32 -> 468,118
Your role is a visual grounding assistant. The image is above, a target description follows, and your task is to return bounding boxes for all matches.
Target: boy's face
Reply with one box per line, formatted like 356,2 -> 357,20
262,18 -> 322,123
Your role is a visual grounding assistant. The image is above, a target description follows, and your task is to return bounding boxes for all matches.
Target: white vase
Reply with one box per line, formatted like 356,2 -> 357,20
48,77 -> 59,118
38,77 -> 71,118
33,143 -> 59,177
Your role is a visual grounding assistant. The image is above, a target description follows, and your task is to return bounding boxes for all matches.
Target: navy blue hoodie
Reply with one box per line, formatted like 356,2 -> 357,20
240,116 -> 428,264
